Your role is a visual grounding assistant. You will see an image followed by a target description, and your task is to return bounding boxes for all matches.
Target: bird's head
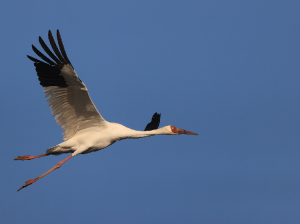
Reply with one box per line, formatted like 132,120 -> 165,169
167,125 -> 198,135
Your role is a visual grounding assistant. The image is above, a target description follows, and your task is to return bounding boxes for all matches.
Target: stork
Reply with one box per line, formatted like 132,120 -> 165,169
15,30 -> 198,191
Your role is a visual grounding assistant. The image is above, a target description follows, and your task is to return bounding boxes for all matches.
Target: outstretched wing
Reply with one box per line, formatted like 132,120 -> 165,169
28,30 -> 107,140
144,113 -> 161,131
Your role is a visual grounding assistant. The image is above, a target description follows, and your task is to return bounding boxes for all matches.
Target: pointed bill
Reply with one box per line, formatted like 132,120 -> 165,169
177,128 -> 198,135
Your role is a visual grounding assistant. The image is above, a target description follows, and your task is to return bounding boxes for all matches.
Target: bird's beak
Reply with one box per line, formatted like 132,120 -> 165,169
177,128 -> 198,135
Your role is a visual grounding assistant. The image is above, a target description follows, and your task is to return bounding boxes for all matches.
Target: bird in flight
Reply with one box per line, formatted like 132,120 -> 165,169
15,30 -> 198,191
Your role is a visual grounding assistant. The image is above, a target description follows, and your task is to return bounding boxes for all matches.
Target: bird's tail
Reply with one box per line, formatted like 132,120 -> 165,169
46,144 -> 75,155
46,145 -> 59,155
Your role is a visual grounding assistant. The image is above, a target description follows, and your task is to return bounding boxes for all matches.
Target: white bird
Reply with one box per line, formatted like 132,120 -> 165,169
15,30 -> 198,191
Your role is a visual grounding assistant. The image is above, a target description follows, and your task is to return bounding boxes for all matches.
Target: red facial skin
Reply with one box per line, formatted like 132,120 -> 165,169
171,125 -> 179,133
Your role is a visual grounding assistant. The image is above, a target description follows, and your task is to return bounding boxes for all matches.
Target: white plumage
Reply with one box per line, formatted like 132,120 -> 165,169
15,30 -> 198,191
44,64 -> 105,140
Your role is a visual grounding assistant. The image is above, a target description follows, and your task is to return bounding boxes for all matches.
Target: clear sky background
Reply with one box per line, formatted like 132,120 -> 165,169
1,1 -> 300,223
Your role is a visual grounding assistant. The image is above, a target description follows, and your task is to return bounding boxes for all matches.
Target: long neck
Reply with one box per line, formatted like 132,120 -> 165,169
126,126 -> 168,139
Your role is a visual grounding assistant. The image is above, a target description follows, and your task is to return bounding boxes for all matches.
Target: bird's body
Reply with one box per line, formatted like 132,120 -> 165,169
49,124 -> 171,156
15,30 -> 197,191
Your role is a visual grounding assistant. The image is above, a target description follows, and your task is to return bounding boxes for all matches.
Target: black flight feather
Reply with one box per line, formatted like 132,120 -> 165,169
48,30 -> 65,62
27,30 -> 72,88
57,30 -> 72,66
32,44 -> 55,65
27,55 -> 45,64
39,36 -> 61,64
144,113 -> 161,131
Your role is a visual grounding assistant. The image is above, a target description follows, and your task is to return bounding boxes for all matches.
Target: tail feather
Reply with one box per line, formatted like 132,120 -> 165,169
46,145 -> 74,155
46,146 -> 58,155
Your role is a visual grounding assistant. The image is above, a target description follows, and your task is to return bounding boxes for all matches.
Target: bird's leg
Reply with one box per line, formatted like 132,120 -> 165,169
14,154 -> 48,161
17,155 -> 72,191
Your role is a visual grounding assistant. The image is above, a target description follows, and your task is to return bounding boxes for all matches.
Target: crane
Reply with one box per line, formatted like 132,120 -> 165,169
15,30 -> 198,191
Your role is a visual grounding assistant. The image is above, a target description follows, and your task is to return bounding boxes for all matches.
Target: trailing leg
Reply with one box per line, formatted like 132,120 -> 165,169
18,155 -> 72,191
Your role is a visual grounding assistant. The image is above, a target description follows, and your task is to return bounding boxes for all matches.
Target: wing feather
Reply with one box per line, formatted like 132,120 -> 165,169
28,30 -> 106,140
144,113 -> 161,131
27,55 -> 45,63
57,30 -> 72,65
32,45 -> 55,65
48,30 -> 65,63
39,36 -> 61,64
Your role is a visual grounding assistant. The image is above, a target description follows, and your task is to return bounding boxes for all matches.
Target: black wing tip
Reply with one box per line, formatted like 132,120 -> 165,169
29,30 -> 72,66
28,30 -> 71,88
48,30 -> 54,40
144,112 -> 161,131
56,30 -> 71,64
27,55 -> 45,64
153,112 -> 161,118
48,30 -> 56,36
27,55 -> 37,61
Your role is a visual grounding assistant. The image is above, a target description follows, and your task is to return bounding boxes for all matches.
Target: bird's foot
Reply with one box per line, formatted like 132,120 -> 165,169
14,155 -> 35,160
14,154 -> 47,161
18,178 -> 38,191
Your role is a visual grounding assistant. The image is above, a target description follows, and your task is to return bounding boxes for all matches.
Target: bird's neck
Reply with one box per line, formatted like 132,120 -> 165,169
126,126 -> 169,139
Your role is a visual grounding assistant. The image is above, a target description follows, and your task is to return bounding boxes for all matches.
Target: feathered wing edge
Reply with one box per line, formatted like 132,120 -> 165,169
28,30 -> 106,140
27,30 -> 71,87
144,113 -> 161,131
27,30 -> 72,66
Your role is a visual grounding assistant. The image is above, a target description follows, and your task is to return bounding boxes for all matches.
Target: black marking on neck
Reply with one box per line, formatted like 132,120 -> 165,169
144,112 -> 161,131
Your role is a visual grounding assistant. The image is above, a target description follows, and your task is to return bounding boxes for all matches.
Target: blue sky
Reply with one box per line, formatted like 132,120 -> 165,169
1,0 -> 300,223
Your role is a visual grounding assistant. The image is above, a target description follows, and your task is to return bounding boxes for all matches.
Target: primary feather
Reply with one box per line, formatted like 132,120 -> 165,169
27,30 -> 106,140
145,113 -> 161,131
